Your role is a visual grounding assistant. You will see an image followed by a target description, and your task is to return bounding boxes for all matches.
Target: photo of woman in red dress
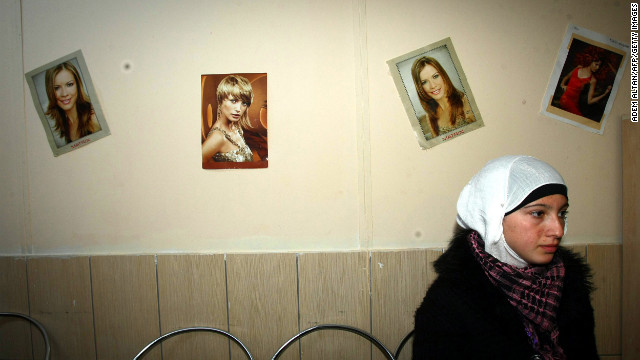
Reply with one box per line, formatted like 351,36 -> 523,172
552,40 -> 622,123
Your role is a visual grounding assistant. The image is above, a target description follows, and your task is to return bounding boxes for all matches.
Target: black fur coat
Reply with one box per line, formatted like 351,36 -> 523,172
412,229 -> 599,360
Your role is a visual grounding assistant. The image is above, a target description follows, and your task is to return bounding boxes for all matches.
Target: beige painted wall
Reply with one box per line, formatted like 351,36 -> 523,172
0,0 -> 630,255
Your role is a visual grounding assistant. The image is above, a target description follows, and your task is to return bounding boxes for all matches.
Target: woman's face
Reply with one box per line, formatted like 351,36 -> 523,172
419,64 -> 447,101
219,96 -> 248,123
53,69 -> 78,112
502,194 -> 569,265
589,60 -> 602,72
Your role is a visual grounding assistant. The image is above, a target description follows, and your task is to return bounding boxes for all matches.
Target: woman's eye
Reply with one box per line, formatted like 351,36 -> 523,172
67,82 -> 74,87
559,211 -> 569,220
530,211 -> 545,218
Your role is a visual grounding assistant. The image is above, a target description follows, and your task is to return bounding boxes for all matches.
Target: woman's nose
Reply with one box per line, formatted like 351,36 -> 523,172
548,215 -> 565,238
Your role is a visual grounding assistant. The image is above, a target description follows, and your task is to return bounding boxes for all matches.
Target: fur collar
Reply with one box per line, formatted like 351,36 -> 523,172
435,229 -> 593,292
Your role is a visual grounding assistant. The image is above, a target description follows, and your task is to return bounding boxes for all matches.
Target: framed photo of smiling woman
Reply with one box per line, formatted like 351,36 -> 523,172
26,50 -> 110,157
388,37 -> 483,149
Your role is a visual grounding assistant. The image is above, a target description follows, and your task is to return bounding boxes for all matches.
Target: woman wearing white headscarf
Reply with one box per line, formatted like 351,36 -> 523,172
412,155 -> 598,360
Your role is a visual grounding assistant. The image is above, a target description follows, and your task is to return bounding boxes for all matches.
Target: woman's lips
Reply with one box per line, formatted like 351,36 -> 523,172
540,245 -> 558,253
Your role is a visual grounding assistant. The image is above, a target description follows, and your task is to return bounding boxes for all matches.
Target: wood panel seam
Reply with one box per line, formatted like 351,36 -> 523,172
368,251 -> 373,339
153,255 -> 164,359
224,253 -> 232,358
295,253 -> 302,359
24,256 -> 35,360
89,256 -> 98,360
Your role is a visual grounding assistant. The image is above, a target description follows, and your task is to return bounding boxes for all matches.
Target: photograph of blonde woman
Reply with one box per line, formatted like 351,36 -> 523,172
411,56 -> 476,137
387,38 -> 483,149
26,51 -> 110,156
201,73 -> 268,169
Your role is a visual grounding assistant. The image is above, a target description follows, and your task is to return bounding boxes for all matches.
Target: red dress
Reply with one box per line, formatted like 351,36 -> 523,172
559,68 -> 591,116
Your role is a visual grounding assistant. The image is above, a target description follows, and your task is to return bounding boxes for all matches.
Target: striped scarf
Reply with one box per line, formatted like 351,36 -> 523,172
468,231 -> 566,360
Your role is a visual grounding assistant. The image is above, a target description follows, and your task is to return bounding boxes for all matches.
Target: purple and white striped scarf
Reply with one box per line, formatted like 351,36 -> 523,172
468,231 -> 566,360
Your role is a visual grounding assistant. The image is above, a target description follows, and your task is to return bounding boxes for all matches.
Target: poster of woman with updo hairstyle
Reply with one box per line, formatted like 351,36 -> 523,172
201,73 -> 268,169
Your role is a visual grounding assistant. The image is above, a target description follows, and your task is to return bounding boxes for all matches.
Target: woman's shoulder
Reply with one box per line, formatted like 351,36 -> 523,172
456,93 -> 475,123
558,246 -> 594,292
89,111 -> 101,132
203,127 -> 232,162
206,127 -> 225,140
568,66 -> 583,77
558,246 -> 590,270
433,229 -> 479,276
202,127 -> 226,152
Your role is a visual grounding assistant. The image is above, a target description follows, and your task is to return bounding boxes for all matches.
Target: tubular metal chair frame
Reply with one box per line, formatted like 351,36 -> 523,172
394,329 -> 414,359
132,326 -> 253,360
271,324 -> 396,360
0,312 -> 51,360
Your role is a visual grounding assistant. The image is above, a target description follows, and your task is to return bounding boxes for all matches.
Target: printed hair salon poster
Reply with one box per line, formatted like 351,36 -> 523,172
387,37 -> 483,149
201,73 -> 268,169
541,24 -> 629,134
25,50 -> 110,156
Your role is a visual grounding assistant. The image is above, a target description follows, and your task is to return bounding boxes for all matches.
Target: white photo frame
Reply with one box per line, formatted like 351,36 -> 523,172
387,38 -> 484,149
26,50 -> 110,156
541,24 -> 629,134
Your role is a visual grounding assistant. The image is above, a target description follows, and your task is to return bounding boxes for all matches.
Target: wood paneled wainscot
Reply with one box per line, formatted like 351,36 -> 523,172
0,244 -> 622,360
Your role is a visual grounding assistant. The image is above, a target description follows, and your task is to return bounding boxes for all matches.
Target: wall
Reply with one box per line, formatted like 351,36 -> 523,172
0,244 -> 622,360
622,118 -> 640,359
0,0 -> 630,255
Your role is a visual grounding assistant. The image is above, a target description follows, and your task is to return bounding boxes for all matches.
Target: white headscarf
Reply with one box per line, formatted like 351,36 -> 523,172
456,155 -> 567,268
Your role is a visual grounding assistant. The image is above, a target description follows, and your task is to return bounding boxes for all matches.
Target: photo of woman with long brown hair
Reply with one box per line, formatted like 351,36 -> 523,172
44,61 -> 101,145
411,56 -> 476,137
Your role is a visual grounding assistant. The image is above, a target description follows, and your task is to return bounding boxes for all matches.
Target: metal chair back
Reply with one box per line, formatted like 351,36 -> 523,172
0,312 -> 51,360
394,329 -> 414,360
132,326 -> 253,360
271,324 -> 395,360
